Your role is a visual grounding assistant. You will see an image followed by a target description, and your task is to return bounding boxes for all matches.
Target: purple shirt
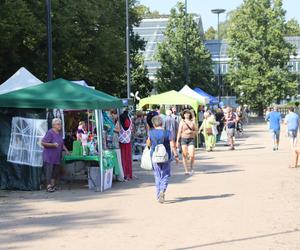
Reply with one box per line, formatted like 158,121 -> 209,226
42,129 -> 64,165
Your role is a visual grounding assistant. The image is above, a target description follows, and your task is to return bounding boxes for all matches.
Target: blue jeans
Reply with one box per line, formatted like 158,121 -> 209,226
152,161 -> 171,199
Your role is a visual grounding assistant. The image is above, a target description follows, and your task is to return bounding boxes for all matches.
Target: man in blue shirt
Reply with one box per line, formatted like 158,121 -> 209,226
266,106 -> 282,151
284,107 -> 299,148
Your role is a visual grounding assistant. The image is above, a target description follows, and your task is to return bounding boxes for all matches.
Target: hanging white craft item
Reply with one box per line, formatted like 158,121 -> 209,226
7,117 -> 47,167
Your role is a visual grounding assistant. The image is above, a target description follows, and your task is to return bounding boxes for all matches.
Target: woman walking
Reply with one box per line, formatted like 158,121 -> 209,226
199,111 -> 217,152
42,118 -> 69,192
147,116 -> 175,203
176,109 -> 197,175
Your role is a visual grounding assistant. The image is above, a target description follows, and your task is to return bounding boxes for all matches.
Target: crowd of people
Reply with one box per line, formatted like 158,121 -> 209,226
132,105 -> 249,203
41,104 -> 249,198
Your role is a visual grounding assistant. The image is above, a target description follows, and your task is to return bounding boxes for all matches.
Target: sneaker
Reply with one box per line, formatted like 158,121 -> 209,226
189,170 -> 194,175
158,191 -> 165,204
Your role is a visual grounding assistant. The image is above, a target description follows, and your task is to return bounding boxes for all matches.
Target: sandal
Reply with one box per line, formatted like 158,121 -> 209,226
46,185 -> 55,192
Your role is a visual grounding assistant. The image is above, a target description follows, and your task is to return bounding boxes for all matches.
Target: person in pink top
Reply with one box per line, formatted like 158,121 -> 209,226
118,110 -> 133,180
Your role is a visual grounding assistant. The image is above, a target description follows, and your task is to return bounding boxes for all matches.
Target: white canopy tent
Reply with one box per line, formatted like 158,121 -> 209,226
179,85 -> 209,105
72,80 -> 95,89
0,67 -> 43,95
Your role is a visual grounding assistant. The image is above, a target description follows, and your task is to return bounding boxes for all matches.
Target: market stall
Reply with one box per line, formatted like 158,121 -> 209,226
139,90 -> 203,147
0,67 -> 42,95
179,85 -> 209,105
193,87 -> 219,105
139,90 -> 204,112
0,78 -> 123,191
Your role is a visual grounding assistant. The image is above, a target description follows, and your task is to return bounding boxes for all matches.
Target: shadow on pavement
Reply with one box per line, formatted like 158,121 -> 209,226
173,228 -> 300,249
165,193 -> 234,204
203,169 -> 244,174
235,146 -> 266,151
0,208 -> 124,247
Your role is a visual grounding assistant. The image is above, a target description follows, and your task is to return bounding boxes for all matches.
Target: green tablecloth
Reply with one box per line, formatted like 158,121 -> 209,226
64,150 -> 120,175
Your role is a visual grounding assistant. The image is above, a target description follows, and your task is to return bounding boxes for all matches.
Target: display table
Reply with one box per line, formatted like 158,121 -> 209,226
63,150 -> 121,175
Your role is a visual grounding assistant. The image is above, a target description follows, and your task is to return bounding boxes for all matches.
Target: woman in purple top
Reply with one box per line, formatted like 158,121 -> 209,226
42,118 -> 69,192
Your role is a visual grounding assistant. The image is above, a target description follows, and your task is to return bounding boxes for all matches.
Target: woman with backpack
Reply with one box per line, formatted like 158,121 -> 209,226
147,115 -> 176,203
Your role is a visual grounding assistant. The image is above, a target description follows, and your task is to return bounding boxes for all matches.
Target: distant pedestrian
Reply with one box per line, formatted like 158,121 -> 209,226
284,107 -> 299,148
199,111 -> 217,152
146,109 -> 159,130
147,115 -> 175,203
224,107 -> 237,150
164,109 -> 179,163
215,108 -> 225,141
198,106 -> 205,146
266,106 -> 281,151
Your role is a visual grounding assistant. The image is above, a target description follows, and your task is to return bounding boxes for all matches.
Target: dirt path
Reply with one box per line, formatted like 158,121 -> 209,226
1,123 -> 300,250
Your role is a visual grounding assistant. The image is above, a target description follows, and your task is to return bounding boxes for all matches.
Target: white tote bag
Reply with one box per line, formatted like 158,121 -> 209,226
141,147 -> 153,170
220,128 -> 228,142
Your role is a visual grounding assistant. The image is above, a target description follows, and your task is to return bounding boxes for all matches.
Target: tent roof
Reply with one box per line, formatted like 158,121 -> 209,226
0,78 -> 123,110
179,85 -> 209,104
0,67 -> 42,95
139,90 -> 203,112
194,87 -> 219,104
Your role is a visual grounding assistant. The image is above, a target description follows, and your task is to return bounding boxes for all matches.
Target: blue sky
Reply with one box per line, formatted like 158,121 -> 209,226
139,0 -> 300,31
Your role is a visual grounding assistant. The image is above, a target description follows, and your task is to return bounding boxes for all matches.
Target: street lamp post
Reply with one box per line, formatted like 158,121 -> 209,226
126,0 -> 131,99
184,0 -> 190,85
211,8 -> 226,103
46,0 -> 53,81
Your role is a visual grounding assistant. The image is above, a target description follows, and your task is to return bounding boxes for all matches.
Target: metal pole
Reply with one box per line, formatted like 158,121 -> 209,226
126,0 -> 131,99
217,13 -> 221,102
184,0 -> 190,85
46,0 -> 53,81
95,110 -> 104,192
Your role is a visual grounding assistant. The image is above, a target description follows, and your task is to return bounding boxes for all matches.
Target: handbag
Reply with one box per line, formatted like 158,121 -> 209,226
220,128 -> 228,141
206,127 -> 213,135
141,147 -> 152,170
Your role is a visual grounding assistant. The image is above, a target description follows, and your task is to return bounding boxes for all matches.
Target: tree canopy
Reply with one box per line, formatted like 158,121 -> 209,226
0,0 -> 152,97
155,2 -> 214,93
227,0 -> 297,112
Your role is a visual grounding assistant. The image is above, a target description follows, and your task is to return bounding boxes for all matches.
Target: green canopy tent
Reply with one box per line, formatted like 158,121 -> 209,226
0,78 -> 123,191
139,90 -> 203,112
0,78 -> 122,109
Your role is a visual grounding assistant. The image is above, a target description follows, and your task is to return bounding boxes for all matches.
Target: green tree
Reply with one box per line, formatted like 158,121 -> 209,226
155,2 -> 214,93
0,0 -> 151,98
204,26 -> 216,40
227,0 -> 297,114
0,1 -> 46,81
286,18 -> 300,36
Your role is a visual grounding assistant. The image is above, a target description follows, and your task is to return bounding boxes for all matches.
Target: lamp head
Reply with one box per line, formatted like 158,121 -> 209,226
211,9 -> 226,14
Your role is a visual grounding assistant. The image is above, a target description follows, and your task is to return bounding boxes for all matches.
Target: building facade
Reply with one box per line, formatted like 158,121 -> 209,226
134,18 -> 300,93
133,17 -> 204,81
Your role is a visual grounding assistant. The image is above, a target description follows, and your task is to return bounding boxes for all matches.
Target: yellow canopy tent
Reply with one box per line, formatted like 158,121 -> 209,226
139,90 -> 203,112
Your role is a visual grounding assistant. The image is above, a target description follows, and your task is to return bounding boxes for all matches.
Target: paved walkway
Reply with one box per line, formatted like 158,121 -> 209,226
1,122 -> 300,250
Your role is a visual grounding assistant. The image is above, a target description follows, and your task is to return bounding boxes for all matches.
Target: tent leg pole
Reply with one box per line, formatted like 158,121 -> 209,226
96,110 -> 104,192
